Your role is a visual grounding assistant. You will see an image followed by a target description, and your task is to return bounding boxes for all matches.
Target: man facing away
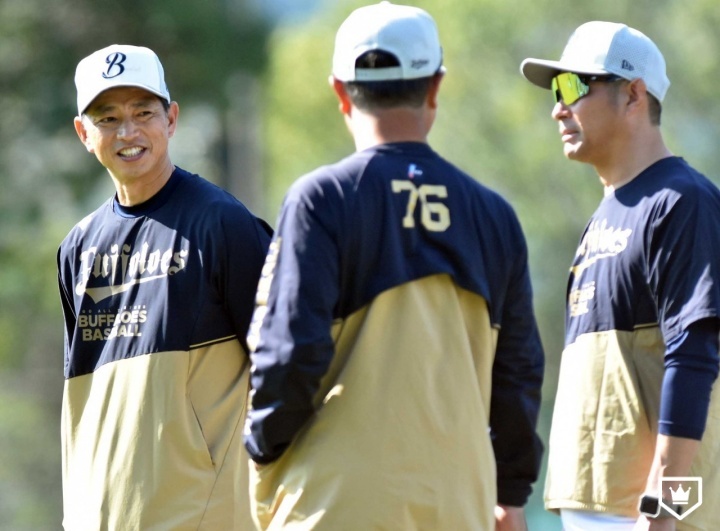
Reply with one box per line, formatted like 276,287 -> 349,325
243,2 -> 545,530
521,21 -> 720,531
58,44 -> 271,530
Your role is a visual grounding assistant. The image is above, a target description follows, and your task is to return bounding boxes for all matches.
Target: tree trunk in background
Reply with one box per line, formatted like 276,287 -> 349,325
220,71 -> 268,220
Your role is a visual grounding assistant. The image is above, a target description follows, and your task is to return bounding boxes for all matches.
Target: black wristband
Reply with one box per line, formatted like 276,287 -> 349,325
638,494 -> 683,519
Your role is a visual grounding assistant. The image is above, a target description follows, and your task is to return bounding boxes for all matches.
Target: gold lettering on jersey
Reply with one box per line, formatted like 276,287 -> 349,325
571,219 -> 632,276
75,243 -> 188,303
391,180 -> 451,232
569,282 -> 596,317
78,306 -> 148,341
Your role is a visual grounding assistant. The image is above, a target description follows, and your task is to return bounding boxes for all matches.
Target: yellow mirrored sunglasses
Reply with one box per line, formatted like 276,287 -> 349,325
551,72 -> 622,105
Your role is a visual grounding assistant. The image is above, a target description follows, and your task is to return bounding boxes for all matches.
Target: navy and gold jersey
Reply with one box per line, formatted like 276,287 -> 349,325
244,142 -> 544,529
57,167 -> 271,530
545,157 -> 720,529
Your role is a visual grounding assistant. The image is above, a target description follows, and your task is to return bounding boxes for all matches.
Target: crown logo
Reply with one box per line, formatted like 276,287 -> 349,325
660,476 -> 702,520
669,484 -> 691,505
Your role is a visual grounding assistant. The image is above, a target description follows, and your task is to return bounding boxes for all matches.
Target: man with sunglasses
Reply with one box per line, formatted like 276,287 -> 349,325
521,21 -> 720,530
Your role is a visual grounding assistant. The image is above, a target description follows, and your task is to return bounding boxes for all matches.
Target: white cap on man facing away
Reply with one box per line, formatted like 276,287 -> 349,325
332,1 -> 444,83
74,44 -> 171,116
520,21 -> 670,102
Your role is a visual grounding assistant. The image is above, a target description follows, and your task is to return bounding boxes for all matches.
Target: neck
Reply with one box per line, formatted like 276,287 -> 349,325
595,127 -> 672,189
349,106 -> 431,152
112,160 -> 175,206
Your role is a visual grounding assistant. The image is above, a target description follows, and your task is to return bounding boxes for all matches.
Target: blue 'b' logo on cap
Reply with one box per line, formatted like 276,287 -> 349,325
102,52 -> 127,79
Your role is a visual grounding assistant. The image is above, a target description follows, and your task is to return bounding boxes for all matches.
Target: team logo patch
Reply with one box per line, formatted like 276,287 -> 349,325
407,163 -> 423,179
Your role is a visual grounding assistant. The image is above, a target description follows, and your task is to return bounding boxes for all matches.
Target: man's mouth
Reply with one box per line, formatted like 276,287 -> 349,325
118,146 -> 145,159
560,129 -> 577,142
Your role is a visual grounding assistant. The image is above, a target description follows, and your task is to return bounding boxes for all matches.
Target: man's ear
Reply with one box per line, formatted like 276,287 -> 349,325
329,75 -> 352,115
624,78 -> 647,113
74,116 -> 94,153
167,101 -> 179,138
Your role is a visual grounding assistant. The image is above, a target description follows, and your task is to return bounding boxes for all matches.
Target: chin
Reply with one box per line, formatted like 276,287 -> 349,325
564,146 -> 587,163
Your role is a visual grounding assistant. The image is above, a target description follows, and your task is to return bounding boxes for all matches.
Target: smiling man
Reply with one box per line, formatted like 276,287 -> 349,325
521,22 -> 720,531
57,45 -> 271,530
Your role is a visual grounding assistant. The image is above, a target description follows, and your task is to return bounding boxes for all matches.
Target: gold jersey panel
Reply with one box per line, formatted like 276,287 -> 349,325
250,275 -> 498,531
61,340 -> 255,531
545,326 -> 720,530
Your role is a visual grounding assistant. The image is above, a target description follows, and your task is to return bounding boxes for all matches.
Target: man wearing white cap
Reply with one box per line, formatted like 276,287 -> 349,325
521,21 -> 720,531
58,44 -> 271,530
243,2 -> 544,530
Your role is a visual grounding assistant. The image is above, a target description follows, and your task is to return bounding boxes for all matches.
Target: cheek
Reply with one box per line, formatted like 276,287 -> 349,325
84,137 -> 98,154
82,130 -> 105,154
90,138 -> 117,163
587,115 -> 615,141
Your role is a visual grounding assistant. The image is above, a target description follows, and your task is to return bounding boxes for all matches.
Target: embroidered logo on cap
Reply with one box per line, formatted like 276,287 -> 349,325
102,52 -> 127,79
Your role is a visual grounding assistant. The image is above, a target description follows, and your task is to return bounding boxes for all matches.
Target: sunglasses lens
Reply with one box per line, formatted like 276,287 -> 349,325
552,72 -> 589,105
551,77 -> 563,104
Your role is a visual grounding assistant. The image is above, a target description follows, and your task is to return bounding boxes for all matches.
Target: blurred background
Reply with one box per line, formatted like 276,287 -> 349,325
2,0 -> 720,529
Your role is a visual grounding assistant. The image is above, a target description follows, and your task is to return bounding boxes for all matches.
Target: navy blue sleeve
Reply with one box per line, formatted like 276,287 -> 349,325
651,186 -> 720,337
647,183 -> 720,439
217,206 -> 272,353
659,318 -> 720,440
244,191 -> 340,464
489,214 -> 545,506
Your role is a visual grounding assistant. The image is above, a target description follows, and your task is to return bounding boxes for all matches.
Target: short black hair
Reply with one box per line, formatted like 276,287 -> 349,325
608,78 -> 662,126
343,50 -> 436,111
648,93 -> 662,126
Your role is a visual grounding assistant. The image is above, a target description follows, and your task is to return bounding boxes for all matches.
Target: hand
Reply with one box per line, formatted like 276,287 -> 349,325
633,515 -> 676,531
494,505 -> 528,531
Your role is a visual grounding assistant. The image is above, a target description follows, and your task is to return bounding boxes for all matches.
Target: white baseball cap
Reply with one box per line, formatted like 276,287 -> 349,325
332,1 -> 444,82
75,44 -> 171,115
520,21 -> 670,102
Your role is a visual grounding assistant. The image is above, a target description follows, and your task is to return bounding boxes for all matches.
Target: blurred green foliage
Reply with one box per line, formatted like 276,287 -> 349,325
2,0 -> 720,529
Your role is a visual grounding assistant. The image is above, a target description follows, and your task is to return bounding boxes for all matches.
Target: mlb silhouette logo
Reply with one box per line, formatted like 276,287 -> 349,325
660,476 -> 703,520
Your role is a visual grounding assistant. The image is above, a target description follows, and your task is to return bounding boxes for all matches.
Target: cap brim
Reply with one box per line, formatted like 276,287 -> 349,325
520,58 -> 609,90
